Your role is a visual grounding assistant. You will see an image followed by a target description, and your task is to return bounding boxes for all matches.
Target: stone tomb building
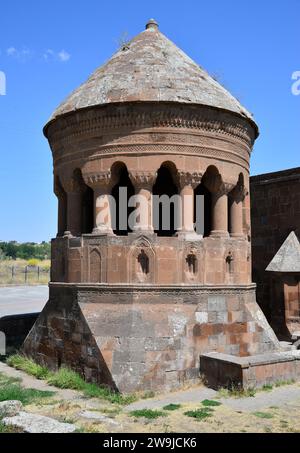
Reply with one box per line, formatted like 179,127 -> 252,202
24,20 -> 291,392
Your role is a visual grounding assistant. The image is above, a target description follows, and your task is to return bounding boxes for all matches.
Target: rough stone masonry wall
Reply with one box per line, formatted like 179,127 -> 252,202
250,168 -> 300,337
23,284 -> 279,393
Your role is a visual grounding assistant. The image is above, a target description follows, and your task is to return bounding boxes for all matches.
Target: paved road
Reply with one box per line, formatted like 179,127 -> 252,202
0,286 -> 48,316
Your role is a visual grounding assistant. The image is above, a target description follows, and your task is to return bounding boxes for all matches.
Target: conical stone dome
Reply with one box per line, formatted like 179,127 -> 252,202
48,19 -> 257,132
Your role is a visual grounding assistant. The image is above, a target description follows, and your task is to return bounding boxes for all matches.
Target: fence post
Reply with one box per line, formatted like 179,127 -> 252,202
11,265 -> 15,280
37,266 -> 40,281
25,265 -> 28,283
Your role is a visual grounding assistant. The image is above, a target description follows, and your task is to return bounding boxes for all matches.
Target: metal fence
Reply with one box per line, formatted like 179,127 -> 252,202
0,265 -> 50,285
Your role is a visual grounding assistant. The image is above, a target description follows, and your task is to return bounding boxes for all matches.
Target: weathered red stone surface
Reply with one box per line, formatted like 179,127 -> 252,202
23,20 -> 284,392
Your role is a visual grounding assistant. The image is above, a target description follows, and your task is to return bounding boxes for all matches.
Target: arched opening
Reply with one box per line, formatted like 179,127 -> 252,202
186,253 -> 197,275
54,175 -> 67,236
196,166 -> 222,237
111,162 -> 135,235
82,186 -> 94,234
152,162 -> 179,236
194,183 -> 211,237
72,169 -> 93,235
138,249 -> 149,275
89,248 -> 101,283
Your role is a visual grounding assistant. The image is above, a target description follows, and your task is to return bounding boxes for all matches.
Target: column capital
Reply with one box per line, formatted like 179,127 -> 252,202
177,171 -> 203,190
229,183 -> 248,202
83,171 -> 115,191
129,171 -> 156,190
60,175 -> 83,194
216,182 -> 236,197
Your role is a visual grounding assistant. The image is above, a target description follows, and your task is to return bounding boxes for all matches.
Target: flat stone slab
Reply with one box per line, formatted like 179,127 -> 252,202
3,411 -> 76,433
200,351 -> 300,390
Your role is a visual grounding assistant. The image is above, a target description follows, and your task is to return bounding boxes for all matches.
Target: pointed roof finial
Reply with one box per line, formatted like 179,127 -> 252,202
146,18 -> 158,30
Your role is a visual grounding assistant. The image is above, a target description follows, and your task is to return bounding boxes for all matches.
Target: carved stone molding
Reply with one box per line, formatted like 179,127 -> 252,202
47,103 -> 256,149
129,171 -> 157,190
83,171 -> 115,190
177,171 -> 203,189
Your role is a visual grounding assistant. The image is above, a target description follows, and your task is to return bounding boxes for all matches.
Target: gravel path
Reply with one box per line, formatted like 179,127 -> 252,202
125,382 -> 300,412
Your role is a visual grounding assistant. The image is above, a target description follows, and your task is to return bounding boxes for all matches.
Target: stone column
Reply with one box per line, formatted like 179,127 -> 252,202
210,183 -> 233,238
54,178 -> 67,237
229,185 -> 247,238
61,178 -> 83,237
84,171 -> 115,235
177,172 -> 202,239
129,171 -> 156,233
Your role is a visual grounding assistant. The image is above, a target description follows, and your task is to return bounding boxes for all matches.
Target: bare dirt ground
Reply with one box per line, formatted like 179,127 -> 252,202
1,362 -> 300,433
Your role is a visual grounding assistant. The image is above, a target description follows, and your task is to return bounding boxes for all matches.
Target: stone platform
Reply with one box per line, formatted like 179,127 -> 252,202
200,350 -> 300,390
23,282 -> 280,393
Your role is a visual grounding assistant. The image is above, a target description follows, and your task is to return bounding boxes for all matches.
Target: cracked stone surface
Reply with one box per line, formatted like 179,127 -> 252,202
0,400 -> 23,418
3,412 -> 76,433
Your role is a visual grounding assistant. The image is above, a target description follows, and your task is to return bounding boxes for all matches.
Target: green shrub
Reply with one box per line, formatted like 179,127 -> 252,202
47,367 -> 85,390
184,408 -> 213,420
130,409 -> 166,419
163,403 -> 181,411
253,411 -> 274,419
201,399 -> 222,407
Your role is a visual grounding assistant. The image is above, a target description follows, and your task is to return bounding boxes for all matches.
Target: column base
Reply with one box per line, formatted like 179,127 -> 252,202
92,227 -> 114,236
63,231 -> 73,238
176,231 -> 203,241
230,233 -> 245,239
210,230 -> 230,238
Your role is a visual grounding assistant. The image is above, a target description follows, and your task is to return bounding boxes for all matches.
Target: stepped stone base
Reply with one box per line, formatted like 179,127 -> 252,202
23,283 -> 280,393
200,351 -> 300,389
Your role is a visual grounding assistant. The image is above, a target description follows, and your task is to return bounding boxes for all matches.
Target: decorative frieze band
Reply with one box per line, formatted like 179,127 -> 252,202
47,104 -> 256,149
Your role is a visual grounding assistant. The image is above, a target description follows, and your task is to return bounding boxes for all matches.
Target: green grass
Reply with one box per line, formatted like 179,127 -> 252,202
130,409 -> 166,419
184,408 -> 214,420
0,374 -> 54,406
274,379 -> 295,387
217,386 -> 256,399
7,355 -> 137,405
7,354 -> 49,380
162,403 -> 181,411
201,399 -> 222,407
262,384 -> 273,391
253,411 -> 274,419
46,367 -> 84,390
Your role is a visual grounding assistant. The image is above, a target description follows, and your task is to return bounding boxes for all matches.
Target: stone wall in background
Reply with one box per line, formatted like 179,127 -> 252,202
250,167 -> 300,337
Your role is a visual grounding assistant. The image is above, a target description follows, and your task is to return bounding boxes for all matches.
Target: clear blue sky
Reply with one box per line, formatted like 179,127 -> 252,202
0,0 -> 299,242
